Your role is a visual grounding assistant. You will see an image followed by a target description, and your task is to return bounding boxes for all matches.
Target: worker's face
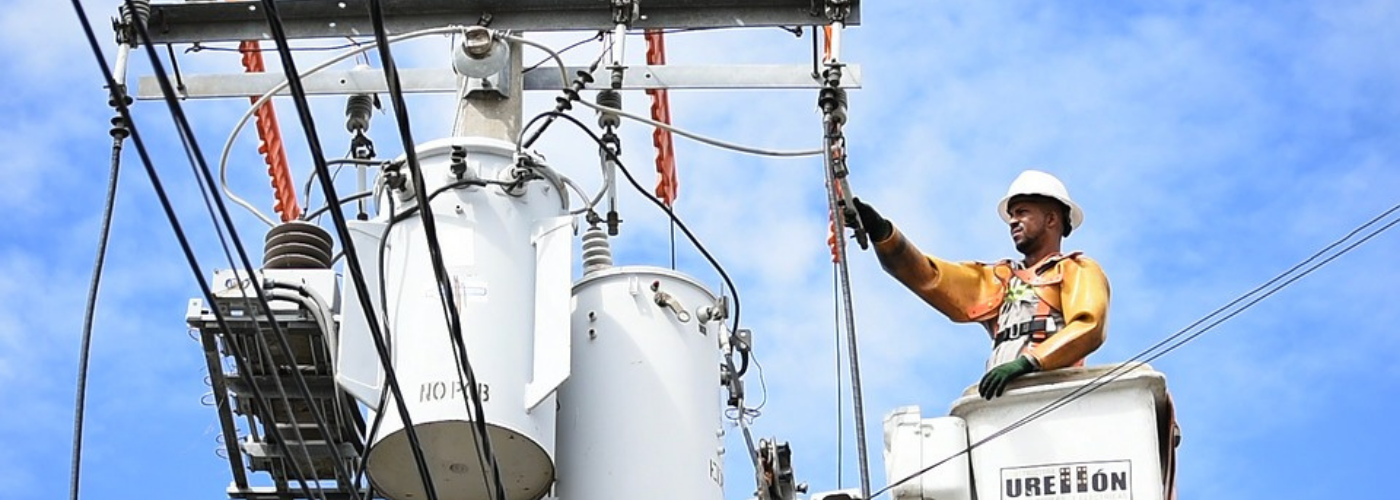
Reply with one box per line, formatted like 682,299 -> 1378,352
1007,197 -> 1059,254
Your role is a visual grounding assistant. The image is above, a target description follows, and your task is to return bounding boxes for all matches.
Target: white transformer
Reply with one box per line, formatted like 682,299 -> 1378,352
555,263 -> 728,500
336,137 -> 573,500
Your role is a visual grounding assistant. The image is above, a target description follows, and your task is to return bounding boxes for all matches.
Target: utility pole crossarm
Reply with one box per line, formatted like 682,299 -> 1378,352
141,0 -> 861,44
134,64 -> 863,100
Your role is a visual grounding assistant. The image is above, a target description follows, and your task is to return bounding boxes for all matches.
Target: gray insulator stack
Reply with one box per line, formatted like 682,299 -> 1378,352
345,93 -> 374,133
119,0 -> 151,25
264,221 -> 335,269
581,225 -> 613,275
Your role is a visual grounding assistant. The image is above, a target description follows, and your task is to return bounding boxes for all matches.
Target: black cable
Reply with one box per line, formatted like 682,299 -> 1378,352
353,193 -> 400,497
153,12 -> 336,499
520,37 -> 614,150
364,2 -> 504,498
128,2 -> 364,495
303,190 -> 375,221
872,204 -> 1400,499
70,5 -> 325,499
251,0 -> 444,498
521,111 -> 743,336
187,40 -> 366,54
124,2 -> 349,497
68,119 -> 126,500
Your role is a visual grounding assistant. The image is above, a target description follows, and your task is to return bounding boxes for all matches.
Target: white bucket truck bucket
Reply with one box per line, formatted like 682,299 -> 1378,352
884,364 -> 1177,500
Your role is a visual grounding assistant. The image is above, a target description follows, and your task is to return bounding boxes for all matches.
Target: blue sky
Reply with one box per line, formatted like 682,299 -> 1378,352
3,0 -> 1399,499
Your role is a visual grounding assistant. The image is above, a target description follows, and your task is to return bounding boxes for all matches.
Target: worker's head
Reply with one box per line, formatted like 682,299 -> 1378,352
1006,195 -> 1070,253
997,170 -> 1082,254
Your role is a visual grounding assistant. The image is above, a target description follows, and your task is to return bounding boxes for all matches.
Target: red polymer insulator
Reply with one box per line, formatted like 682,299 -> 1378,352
238,41 -> 301,221
644,30 -> 678,207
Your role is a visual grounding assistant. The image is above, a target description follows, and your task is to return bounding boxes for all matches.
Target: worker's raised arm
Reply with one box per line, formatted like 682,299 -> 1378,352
1027,255 -> 1110,369
870,224 -> 1000,323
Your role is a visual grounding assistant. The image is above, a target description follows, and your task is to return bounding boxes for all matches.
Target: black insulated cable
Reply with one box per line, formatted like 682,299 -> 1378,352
363,2 -> 504,499
125,1 -> 360,494
69,4 -> 327,498
69,109 -> 128,500
251,0 -> 443,497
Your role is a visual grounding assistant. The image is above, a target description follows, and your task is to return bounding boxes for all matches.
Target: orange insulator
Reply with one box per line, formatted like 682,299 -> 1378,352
238,41 -> 301,221
644,30 -> 678,207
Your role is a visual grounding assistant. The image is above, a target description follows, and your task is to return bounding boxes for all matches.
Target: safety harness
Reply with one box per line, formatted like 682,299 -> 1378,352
990,252 -> 1085,367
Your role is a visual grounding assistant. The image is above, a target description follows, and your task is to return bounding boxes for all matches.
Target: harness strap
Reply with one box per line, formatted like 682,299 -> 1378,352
996,319 -> 1048,343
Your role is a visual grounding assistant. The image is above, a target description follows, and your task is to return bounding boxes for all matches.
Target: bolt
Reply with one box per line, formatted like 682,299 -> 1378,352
463,26 -> 494,59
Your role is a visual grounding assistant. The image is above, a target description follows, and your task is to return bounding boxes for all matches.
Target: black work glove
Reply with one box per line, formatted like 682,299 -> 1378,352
978,357 -> 1037,400
848,198 -> 893,242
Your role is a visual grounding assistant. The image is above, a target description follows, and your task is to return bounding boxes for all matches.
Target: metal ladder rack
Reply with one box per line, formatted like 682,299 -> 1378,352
187,276 -> 366,499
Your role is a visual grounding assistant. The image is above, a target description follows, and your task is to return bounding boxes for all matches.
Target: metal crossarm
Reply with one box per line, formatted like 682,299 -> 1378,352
140,0 -> 860,44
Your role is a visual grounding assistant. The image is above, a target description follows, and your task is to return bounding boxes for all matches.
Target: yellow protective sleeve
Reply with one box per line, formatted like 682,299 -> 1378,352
872,225 -> 1001,323
1027,256 -> 1110,369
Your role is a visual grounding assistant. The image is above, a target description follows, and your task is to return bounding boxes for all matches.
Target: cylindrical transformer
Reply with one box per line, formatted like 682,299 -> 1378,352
362,137 -> 571,500
557,266 -> 727,500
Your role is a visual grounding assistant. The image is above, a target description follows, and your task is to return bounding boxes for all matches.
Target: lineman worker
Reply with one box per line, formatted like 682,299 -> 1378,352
850,170 -> 1109,400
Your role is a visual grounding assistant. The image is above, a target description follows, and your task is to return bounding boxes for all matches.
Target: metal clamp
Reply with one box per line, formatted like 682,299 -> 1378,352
823,0 -> 853,24
612,0 -> 641,25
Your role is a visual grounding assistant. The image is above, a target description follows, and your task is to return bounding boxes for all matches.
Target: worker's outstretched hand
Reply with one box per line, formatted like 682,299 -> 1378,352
849,198 -> 892,242
978,357 -> 1037,400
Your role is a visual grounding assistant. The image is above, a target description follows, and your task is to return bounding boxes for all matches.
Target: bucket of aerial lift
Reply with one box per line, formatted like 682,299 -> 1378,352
555,265 -> 728,500
335,137 -> 573,500
943,363 -> 1173,500
883,407 -> 974,500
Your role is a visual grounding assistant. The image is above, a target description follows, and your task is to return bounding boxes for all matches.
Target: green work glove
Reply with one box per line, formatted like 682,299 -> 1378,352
978,357 -> 1037,400
849,197 -> 893,242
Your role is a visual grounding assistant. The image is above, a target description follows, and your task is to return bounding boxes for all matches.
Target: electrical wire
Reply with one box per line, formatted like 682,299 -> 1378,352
220,26 -> 465,227
71,4 -> 332,498
502,33 -> 825,158
68,121 -> 125,500
187,39 -> 368,54
871,202 -> 1400,499
304,158 -> 390,207
252,1 -> 449,498
365,3 -> 505,499
303,190 -> 376,221
124,1 -> 370,496
137,4 -> 370,496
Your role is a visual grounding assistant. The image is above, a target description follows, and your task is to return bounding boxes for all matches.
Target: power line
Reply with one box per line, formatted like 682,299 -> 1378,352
69,110 -> 127,500
124,1 -> 366,494
872,201 -> 1400,499
71,3 -> 330,497
364,3 -> 505,499
251,0 -> 446,498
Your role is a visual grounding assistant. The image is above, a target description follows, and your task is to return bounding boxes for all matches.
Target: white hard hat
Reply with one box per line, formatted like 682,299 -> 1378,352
997,170 -> 1084,233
